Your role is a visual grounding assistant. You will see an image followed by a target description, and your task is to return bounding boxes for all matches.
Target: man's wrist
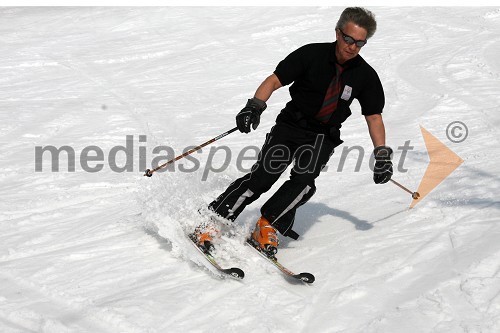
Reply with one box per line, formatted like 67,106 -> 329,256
373,146 -> 393,161
250,97 -> 267,110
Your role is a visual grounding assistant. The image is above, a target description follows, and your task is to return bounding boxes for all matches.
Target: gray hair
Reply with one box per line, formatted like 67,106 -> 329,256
336,7 -> 377,39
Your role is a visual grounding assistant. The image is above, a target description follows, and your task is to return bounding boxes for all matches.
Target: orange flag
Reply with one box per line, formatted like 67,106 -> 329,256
410,126 -> 464,208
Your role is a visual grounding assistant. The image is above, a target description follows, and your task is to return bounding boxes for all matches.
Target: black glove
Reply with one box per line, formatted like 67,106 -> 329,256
373,146 -> 393,184
236,98 -> 267,133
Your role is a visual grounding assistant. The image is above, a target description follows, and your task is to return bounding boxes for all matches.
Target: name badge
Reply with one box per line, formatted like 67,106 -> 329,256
341,85 -> 352,100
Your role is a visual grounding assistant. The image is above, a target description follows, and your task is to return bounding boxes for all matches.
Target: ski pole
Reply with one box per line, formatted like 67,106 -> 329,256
390,179 -> 420,200
144,127 -> 239,177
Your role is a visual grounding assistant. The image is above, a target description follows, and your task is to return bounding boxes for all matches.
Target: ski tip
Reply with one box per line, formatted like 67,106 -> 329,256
297,272 -> 315,284
226,267 -> 245,279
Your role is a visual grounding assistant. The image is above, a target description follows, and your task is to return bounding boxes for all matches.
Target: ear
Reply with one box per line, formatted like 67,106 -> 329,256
335,29 -> 340,41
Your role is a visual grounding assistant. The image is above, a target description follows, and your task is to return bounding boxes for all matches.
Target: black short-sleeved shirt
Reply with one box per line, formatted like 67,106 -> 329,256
274,42 -> 385,131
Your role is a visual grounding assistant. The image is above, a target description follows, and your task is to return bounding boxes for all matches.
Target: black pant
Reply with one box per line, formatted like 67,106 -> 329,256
208,121 -> 337,239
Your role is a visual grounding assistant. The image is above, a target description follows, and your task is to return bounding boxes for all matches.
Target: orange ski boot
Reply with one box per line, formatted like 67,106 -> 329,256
251,216 -> 279,256
192,220 -> 219,253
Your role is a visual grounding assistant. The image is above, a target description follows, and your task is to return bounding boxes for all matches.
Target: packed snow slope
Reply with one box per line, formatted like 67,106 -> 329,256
1,6 -> 500,333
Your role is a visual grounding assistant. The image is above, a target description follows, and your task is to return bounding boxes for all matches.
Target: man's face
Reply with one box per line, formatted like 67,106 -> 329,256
335,21 -> 368,64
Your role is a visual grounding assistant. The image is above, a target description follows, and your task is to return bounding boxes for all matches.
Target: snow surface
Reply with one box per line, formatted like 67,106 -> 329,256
1,6 -> 500,333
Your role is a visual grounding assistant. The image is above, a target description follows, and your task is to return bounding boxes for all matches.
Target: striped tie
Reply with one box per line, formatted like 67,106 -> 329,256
315,64 -> 344,124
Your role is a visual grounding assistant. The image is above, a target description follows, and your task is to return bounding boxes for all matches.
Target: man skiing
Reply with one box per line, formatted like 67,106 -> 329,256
193,7 -> 393,256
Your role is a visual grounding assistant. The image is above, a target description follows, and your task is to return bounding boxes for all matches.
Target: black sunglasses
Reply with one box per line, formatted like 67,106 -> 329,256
338,28 -> 367,47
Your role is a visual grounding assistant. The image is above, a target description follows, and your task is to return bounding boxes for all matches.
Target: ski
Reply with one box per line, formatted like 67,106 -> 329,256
188,233 -> 245,280
246,238 -> 315,284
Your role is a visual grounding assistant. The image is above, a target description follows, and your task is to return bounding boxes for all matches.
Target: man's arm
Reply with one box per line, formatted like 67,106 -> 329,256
235,74 -> 283,133
365,114 -> 386,147
366,113 -> 393,184
254,74 -> 283,103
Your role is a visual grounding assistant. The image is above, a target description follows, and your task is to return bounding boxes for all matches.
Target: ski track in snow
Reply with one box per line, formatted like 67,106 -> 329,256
1,7 -> 500,333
